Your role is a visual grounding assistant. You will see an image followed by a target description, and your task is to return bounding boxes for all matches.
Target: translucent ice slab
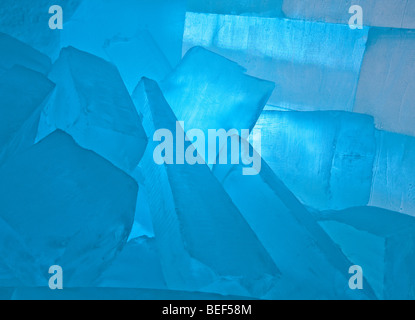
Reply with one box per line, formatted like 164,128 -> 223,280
255,110 -> 376,210
0,131 -> 138,287
37,47 -> 147,174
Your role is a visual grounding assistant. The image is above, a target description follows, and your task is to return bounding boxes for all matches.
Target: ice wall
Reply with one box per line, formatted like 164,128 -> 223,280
370,131 -> 415,216
282,0 -> 415,29
254,110 -> 376,210
183,12 -> 368,111
354,28 -> 415,137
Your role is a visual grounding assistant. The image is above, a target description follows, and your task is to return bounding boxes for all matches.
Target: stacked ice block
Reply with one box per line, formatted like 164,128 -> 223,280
0,0 -> 414,300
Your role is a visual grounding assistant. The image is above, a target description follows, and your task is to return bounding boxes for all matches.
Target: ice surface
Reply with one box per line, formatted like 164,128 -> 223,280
161,46 -> 274,156
183,12 -> 368,111
104,31 -> 172,94
213,142 -> 373,299
61,0 -> 186,67
370,131 -> 415,216
37,47 -> 147,174
354,28 -> 415,137
187,0 -> 283,17
132,78 -> 280,298
0,0 -> 81,58
315,207 -> 415,299
0,130 -> 138,287
98,236 -> 166,290
0,33 -> 51,74
255,110 -> 377,210
0,65 -> 55,165
282,0 -> 415,29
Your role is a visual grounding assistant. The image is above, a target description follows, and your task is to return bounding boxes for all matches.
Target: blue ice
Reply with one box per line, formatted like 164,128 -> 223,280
0,131 -> 137,287
37,47 -> 147,174
370,131 -> 415,216
254,110 -> 377,210
0,65 -> 54,165
213,139 -> 374,299
187,0 -> 284,17
61,0 -> 186,67
315,206 -> 415,299
282,0 -> 415,29
354,28 -> 415,137
183,12 -> 368,111
0,33 -> 51,74
132,78 -> 280,298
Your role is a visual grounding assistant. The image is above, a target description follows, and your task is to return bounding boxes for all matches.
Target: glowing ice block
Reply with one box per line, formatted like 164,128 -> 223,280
255,110 -> 376,210
187,0 -> 283,17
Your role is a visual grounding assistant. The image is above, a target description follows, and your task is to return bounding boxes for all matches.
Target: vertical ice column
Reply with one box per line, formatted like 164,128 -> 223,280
183,13 -> 368,111
255,110 -> 377,210
37,47 -> 147,174
354,28 -> 415,137
132,78 -> 280,298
